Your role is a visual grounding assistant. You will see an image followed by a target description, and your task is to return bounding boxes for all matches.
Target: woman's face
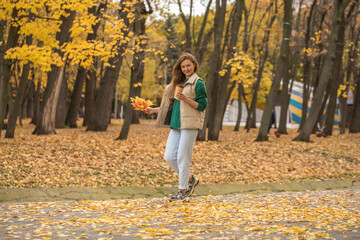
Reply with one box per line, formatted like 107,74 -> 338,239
180,59 -> 195,78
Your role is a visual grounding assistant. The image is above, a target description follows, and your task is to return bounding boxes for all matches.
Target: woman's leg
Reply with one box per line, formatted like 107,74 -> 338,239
177,129 -> 198,190
164,129 -> 181,174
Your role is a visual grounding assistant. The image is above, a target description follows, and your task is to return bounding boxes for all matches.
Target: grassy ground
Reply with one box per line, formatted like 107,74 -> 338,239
0,119 -> 359,189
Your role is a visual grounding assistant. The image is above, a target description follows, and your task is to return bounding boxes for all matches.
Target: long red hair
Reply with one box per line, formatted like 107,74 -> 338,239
168,52 -> 199,102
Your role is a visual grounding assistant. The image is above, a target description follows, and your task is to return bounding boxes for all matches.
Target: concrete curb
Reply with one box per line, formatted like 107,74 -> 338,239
1,179 -> 359,203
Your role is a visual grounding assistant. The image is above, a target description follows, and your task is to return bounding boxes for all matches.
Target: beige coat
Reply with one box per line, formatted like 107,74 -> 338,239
155,85 -> 171,128
180,73 -> 205,130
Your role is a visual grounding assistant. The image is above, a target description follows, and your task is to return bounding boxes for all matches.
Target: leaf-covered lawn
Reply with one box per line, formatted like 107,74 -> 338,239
0,119 -> 359,188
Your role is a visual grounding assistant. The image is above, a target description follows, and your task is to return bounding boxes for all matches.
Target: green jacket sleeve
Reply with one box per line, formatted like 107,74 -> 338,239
195,79 -> 208,112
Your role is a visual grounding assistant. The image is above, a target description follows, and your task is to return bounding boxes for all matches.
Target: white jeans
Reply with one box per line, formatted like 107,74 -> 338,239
164,129 -> 198,190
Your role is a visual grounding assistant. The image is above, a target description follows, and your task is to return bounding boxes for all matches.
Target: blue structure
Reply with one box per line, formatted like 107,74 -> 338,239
289,81 -> 344,124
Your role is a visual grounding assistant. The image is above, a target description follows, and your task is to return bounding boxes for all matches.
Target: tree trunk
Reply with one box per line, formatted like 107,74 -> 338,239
323,22 -> 346,135
197,0 -> 227,141
83,61 -> 96,127
66,2 -> 107,128
114,86 -> 118,118
243,0 -> 259,53
340,10 -> 359,133
195,0 -> 213,64
25,78 -> 35,120
221,80 -> 237,128
220,2 -> 245,132
20,74 -> 33,121
339,94 -> 347,133
323,0 -> 357,135
309,7 -> 329,132
67,65 -> 86,127
349,72 -> 360,133
86,58 -> 123,131
5,36 -> 32,138
7,66 -> 16,123
256,0 -> 293,141
177,0 -> 192,52
314,88 -> 330,134
31,78 -> 41,124
293,0 -> 352,142
55,70 -> 68,128
277,70 -> 291,134
33,9 -> 75,135
276,0 -> 299,133
196,28 -> 214,65
0,19 -> 6,133
207,0 -> 244,141
245,5 -> 276,131
288,0 -> 304,130
0,8 -> 20,137
117,0 -> 151,140
245,55 -> 266,131
299,0 -> 317,131
33,58 -> 67,135
234,82 -> 244,131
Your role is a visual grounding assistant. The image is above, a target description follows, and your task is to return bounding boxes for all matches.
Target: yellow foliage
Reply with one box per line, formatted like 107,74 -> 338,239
5,45 -> 62,72
130,96 -> 154,112
337,84 -> 348,98
3,0 -> 136,75
62,40 -> 110,69
219,51 -> 256,80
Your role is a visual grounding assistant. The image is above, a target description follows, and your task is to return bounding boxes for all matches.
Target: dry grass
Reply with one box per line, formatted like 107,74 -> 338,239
0,119 -> 359,188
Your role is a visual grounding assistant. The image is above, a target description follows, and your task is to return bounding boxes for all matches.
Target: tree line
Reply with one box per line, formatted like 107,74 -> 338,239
0,0 -> 359,142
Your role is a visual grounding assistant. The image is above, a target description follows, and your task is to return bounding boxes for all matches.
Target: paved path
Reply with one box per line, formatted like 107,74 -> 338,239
0,181 -> 359,239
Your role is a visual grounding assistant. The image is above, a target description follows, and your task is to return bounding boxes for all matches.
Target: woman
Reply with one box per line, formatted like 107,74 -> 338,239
148,53 -> 208,202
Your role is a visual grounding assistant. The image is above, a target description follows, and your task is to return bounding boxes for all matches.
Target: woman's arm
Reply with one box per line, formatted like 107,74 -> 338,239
146,107 -> 160,114
175,92 -> 199,109
175,80 -> 207,111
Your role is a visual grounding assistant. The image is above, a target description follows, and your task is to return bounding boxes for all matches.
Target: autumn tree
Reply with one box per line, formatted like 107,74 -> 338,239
33,7 -> 76,135
233,0 -> 257,132
86,0 -> 134,131
176,0 -> 214,64
349,73 -> 360,132
0,5 -> 21,136
197,0 -> 227,141
322,0 -> 358,136
256,0 -> 293,141
349,11 -> 360,134
65,2 -> 107,128
229,54 -> 256,131
5,35 -> 32,138
207,0 -> 245,141
339,9 -> 359,134
117,0 -> 153,140
245,1 -> 277,132
298,0 -> 318,132
293,0 -> 354,142
277,0 -> 305,134
31,77 -> 41,125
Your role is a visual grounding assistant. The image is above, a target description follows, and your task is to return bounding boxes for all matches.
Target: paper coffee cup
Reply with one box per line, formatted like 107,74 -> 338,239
174,85 -> 184,98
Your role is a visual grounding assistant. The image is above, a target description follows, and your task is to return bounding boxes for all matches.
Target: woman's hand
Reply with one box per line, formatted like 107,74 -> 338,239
146,107 -> 159,114
175,92 -> 187,102
175,92 -> 199,109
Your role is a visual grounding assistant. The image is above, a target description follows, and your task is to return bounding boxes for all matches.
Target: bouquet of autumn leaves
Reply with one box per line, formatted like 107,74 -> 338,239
130,96 -> 154,114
